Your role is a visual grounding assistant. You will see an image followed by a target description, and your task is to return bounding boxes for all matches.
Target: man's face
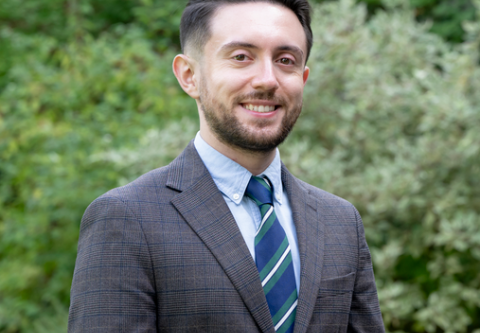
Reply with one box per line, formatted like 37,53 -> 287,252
196,2 -> 309,152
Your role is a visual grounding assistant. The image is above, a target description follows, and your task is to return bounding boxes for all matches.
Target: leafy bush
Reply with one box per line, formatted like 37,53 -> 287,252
410,0 -> 476,43
0,0 -> 186,49
312,0 -> 477,43
283,0 -> 480,331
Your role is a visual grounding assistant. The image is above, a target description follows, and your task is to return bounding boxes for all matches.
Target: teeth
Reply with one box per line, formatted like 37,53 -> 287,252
244,104 -> 276,112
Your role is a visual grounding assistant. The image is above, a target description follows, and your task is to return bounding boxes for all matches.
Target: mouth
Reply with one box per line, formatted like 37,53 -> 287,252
241,104 -> 279,113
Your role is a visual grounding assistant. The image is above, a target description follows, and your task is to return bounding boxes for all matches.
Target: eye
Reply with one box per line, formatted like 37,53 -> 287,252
278,57 -> 294,65
233,54 -> 247,61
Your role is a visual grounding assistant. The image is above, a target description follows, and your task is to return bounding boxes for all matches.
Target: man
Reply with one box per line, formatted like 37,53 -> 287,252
68,0 -> 385,332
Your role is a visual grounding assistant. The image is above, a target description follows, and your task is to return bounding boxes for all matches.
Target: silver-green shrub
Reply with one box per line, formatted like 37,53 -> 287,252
283,0 -> 480,332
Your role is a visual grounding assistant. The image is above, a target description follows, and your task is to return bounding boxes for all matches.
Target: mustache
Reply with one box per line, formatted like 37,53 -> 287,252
234,92 -> 287,105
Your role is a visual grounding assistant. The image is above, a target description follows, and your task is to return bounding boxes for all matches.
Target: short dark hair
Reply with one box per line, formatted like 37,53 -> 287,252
180,0 -> 313,62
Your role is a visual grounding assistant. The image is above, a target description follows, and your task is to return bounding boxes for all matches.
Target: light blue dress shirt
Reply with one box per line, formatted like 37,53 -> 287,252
194,132 -> 301,290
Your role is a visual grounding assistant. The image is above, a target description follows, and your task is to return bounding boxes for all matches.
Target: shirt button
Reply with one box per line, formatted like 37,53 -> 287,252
233,193 -> 240,200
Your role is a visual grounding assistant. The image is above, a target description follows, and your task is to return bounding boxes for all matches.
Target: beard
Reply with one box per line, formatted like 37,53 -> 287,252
199,81 -> 303,153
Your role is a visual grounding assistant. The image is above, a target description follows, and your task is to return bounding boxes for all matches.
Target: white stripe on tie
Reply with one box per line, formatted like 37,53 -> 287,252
255,205 -> 274,236
261,245 -> 291,287
274,300 -> 298,331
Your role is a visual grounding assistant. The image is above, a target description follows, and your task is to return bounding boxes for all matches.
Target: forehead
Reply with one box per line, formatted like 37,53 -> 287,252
206,2 -> 307,56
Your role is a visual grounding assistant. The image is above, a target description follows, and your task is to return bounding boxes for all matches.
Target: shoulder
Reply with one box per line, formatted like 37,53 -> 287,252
84,141 -> 207,216
79,165 -> 174,229
92,141 -> 201,206
283,164 -> 356,214
295,177 -> 354,209
283,166 -> 363,232
103,165 -> 173,203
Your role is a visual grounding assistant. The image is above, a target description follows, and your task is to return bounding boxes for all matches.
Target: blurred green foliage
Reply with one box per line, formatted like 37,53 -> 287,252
287,0 -> 480,331
412,0 -> 477,42
1,0 -> 480,332
314,0 -> 477,43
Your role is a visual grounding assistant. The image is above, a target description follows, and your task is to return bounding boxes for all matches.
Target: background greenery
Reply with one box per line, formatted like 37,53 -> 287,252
1,0 -> 479,332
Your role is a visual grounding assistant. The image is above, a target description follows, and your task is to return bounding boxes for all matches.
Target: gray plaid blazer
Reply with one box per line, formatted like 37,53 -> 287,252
68,141 -> 384,332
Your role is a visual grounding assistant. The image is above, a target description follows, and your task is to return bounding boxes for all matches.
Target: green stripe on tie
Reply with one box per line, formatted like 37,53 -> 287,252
272,290 -> 297,325
263,254 -> 293,295
256,178 -> 272,191
252,196 -> 263,206
254,213 -> 276,246
260,204 -> 270,216
259,236 -> 289,280
276,307 -> 297,333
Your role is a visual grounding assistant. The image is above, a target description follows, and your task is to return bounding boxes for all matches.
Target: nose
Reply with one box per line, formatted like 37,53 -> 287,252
251,59 -> 279,92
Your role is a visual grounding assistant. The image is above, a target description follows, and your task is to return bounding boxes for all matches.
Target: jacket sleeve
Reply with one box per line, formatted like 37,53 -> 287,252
347,207 -> 385,333
68,195 -> 157,332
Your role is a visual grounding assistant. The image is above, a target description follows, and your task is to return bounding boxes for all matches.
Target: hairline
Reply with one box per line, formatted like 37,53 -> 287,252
183,1 -> 310,63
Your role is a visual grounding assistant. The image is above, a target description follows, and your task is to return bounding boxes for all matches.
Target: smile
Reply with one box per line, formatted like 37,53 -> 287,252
242,104 -> 277,112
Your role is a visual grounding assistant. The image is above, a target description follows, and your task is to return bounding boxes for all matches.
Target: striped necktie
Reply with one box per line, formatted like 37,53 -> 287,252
245,176 -> 297,333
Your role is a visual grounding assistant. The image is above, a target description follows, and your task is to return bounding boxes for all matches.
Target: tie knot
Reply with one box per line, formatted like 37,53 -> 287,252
245,176 -> 273,206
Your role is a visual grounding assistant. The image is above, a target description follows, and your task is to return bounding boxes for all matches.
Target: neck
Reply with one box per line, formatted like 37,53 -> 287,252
199,128 -> 276,176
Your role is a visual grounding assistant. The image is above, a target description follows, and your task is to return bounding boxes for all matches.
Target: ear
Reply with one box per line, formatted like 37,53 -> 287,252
172,54 -> 200,99
303,66 -> 310,85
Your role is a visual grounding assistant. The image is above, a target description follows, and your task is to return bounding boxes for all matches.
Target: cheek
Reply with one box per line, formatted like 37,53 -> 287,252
214,66 -> 254,87
282,85 -> 305,101
279,74 -> 306,92
217,81 -> 250,103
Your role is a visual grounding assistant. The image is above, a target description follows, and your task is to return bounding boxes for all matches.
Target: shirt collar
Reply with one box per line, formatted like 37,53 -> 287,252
193,132 -> 283,205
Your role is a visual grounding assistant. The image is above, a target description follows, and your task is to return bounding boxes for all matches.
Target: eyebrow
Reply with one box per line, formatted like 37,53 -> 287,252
220,41 -> 305,62
220,41 -> 259,52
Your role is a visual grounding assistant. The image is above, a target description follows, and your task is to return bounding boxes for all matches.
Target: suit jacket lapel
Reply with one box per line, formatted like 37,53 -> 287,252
167,142 -> 275,333
281,165 -> 325,333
